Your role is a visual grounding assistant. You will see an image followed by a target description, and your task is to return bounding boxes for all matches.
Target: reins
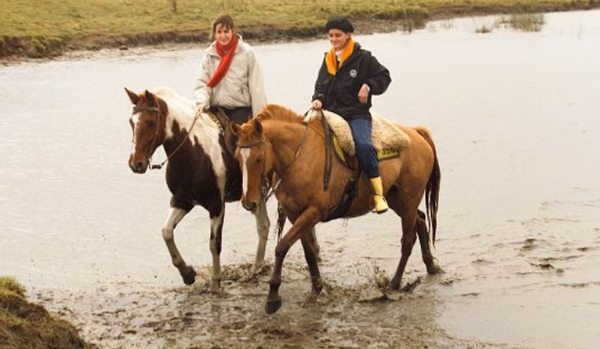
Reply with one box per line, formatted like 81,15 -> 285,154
133,105 -> 201,171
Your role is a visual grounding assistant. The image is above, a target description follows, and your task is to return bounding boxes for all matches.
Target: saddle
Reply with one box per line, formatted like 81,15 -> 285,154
207,107 -> 239,158
305,110 -> 410,221
306,110 -> 409,165
205,108 -> 242,201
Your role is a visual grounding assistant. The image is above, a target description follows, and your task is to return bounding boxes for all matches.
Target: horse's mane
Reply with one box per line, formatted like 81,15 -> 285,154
150,86 -> 179,99
256,104 -> 305,124
148,86 -> 220,136
150,86 -> 195,119
256,104 -> 325,139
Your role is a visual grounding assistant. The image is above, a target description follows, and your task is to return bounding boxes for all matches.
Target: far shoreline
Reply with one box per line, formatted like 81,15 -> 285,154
2,6 -> 599,66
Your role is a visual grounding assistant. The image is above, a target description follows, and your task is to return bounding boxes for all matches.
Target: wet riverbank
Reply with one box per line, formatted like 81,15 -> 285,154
2,2 -> 599,62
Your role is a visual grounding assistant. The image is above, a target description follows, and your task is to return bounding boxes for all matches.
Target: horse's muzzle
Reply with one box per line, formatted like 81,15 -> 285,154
129,160 -> 148,174
242,200 -> 258,213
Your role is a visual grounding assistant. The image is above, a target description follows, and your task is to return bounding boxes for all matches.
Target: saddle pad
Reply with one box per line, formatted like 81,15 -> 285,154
333,136 -> 398,166
316,110 -> 410,156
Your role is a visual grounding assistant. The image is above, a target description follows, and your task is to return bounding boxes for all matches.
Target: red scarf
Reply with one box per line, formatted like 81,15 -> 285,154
207,35 -> 239,88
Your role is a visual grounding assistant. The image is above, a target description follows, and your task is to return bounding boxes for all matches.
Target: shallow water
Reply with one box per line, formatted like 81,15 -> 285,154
1,10 -> 599,349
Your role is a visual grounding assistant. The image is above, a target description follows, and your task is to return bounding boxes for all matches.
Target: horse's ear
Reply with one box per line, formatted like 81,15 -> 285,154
144,90 -> 156,105
230,122 -> 241,137
125,87 -> 139,105
253,120 -> 263,135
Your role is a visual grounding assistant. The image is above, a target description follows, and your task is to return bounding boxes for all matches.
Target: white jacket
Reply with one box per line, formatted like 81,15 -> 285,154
194,35 -> 267,117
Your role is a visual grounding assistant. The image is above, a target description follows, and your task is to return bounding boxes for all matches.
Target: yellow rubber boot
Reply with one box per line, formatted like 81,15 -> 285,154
369,176 -> 388,214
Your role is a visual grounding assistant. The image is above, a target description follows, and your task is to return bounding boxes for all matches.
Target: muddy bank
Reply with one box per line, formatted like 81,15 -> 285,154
0,277 -> 96,349
2,2 -> 599,62
32,263 -> 528,349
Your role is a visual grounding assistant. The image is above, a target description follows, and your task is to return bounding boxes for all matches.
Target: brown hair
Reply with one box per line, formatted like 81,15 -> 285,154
212,14 -> 235,38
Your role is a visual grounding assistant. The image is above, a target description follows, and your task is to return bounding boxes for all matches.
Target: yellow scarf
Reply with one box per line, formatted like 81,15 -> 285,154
325,38 -> 355,75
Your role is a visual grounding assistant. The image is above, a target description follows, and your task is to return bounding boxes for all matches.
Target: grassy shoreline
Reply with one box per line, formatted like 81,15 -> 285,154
1,0 -> 599,60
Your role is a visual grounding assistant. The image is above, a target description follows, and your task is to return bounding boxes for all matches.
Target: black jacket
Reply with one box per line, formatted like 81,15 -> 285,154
312,42 -> 391,121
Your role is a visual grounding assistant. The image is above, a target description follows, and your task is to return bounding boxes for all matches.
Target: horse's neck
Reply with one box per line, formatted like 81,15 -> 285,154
163,115 -> 225,167
266,121 -> 311,175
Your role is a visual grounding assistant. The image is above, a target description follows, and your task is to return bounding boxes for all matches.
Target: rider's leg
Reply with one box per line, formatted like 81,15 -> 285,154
348,118 -> 388,214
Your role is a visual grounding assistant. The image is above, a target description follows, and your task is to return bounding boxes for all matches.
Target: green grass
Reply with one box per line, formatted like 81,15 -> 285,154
0,276 -> 94,349
1,0 -> 596,37
0,276 -> 26,297
0,0 -> 598,58
506,12 -> 546,31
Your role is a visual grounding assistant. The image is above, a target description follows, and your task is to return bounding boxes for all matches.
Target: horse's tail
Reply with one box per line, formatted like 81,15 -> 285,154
415,127 -> 441,245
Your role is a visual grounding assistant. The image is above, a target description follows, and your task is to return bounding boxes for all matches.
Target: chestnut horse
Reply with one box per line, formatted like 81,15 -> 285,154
125,86 -> 271,292
232,104 -> 442,314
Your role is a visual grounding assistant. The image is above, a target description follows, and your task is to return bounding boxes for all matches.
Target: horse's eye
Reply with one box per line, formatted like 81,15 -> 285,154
147,120 -> 156,127
255,158 -> 262,164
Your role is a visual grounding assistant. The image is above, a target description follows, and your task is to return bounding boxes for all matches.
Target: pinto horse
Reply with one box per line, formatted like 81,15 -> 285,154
125,86 -> 271,292
232,104 -> 442,314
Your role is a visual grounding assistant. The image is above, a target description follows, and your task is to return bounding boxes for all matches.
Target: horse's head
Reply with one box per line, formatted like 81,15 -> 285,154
125,88 -> 167,173
231,119 -> 272,214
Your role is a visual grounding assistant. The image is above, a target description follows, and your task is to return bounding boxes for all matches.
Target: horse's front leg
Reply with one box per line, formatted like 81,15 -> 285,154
162,207 -> 196,285
266,207 -> 320,314
208,207 -> 225,293
388,210 -> 418,291
415,210 -> 443,275
253,199 -> 270,271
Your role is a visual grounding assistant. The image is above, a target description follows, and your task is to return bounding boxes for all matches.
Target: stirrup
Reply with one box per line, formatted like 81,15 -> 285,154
372,194 -> 389,214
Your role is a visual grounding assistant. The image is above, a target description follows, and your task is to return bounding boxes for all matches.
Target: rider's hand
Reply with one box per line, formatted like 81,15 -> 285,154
196,104 -> 205,116
311,99 -> 322,110
358,84 -> 370,104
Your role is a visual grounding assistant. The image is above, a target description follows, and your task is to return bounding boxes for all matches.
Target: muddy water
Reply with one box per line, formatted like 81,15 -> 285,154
1,10 -> 599,349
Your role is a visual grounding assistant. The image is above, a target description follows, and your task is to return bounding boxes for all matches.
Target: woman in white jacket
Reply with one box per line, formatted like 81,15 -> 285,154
194,14 -> 267,124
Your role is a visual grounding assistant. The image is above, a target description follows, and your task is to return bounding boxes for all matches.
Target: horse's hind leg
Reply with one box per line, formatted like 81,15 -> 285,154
162,207 -> 196,285
388,210 -> 418,291
415,210 -> 443,275
253,199 -> 270,271
208,208 -> 225,293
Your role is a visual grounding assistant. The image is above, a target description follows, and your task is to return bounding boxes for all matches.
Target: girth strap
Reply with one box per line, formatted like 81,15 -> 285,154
324,159 -> 361,222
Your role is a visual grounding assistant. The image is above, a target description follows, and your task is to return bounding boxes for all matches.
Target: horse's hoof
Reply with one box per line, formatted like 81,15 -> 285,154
210,280 -> 221,294
265,297 -> 282,314
386,281 -> 401,292
426,259 -> 444,275
305,292 -> 319,305
253,262 -> 270,275
182,267 -> 197,285
427,265 -> 445,275
312,280 -> 323,296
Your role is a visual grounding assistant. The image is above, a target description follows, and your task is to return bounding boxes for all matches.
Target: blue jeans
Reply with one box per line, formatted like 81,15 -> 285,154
348,118 -> 379,178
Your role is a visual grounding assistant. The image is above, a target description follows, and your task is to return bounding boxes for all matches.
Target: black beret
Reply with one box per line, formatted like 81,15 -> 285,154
325,17 -> 354,33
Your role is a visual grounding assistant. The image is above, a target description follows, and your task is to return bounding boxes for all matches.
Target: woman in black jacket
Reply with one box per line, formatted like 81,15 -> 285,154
311,17 -> 392,213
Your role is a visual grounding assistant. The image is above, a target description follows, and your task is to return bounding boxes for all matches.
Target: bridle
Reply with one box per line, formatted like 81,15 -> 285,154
131,105 -> 201,170
237,122 -> 310,202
